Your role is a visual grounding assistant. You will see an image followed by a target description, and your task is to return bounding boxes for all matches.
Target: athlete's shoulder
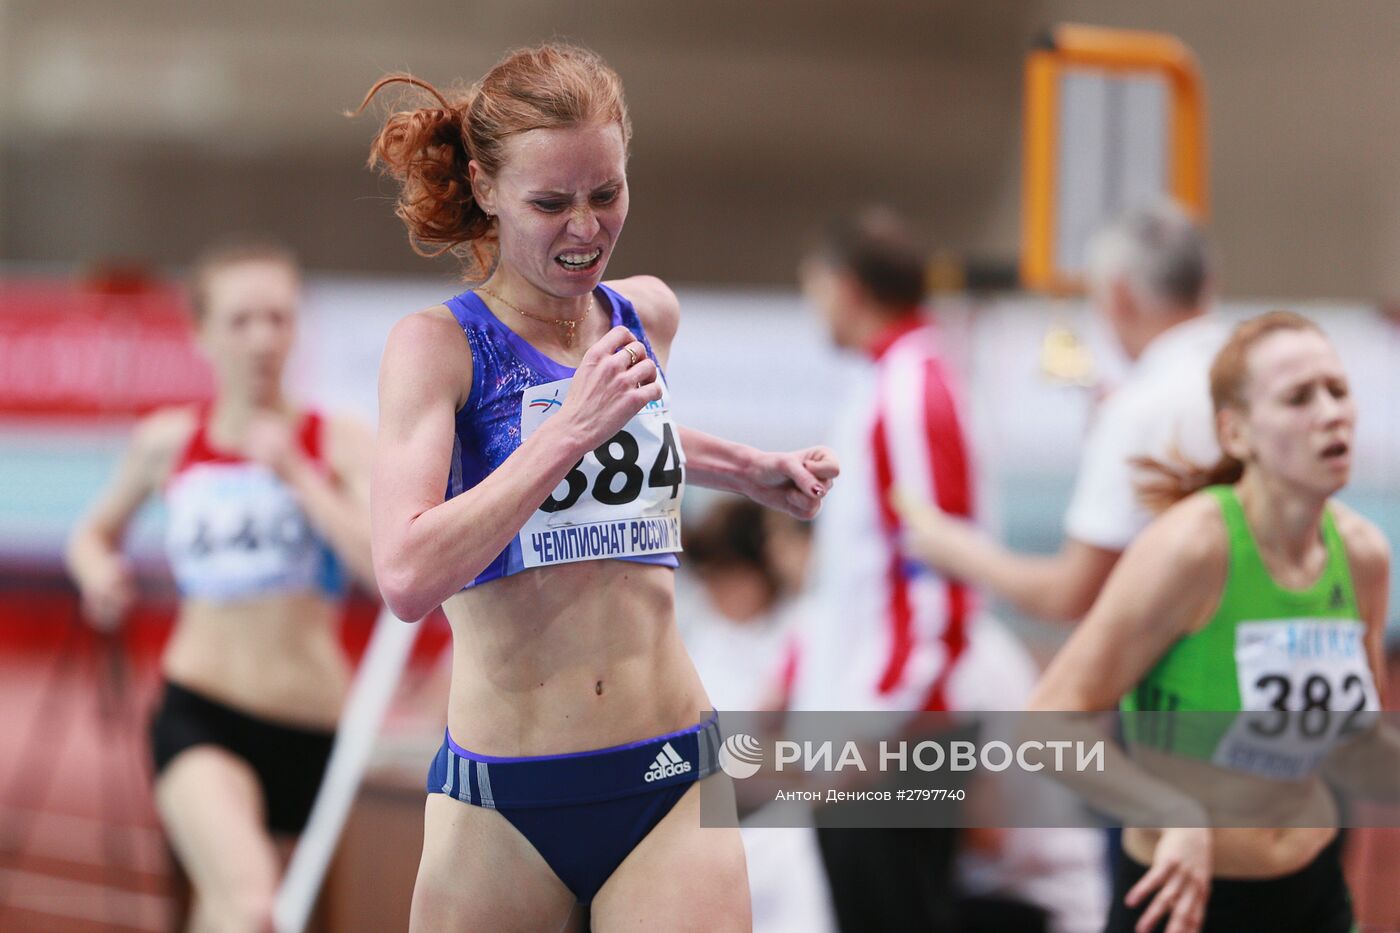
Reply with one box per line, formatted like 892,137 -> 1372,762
1116,491 -> 1228,632
605,275 -> 679,345
1330,499 -> 1391,586
384,305 -> 470,366
381,305 -> 473,407
134,405 -> 199,460
1138,489 -> 1230,570
125,405 -> 200,486
390,304 -> 464,342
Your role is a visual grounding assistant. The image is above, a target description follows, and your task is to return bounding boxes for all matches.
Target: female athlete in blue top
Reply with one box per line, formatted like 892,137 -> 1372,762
361,43 -> 838,932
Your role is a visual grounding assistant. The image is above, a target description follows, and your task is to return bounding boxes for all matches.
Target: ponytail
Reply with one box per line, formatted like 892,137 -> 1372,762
1133,450 -> 1245,515
354,75 -> 497,279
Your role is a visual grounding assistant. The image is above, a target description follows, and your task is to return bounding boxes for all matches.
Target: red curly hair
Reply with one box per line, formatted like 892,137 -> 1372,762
354,43 -> 631,281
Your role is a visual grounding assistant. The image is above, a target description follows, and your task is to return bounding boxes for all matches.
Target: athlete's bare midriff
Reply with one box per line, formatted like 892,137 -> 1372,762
1125,825 -> 1335,879
440,560 -> 711,757
162,591 -> 349,729
1124,748 -> 1338,877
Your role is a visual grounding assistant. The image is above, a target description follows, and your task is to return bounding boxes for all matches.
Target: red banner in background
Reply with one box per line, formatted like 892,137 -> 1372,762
0,278 -> 214,417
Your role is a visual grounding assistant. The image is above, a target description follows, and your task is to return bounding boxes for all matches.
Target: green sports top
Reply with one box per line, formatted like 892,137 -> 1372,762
1121,485 -> 1379,778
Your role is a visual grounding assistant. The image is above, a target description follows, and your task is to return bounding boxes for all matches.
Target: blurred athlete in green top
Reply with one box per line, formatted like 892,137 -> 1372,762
1031,311 -> 1389,933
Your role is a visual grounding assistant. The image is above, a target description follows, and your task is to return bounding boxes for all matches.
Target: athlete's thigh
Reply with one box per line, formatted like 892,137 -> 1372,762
154,746 -> 281,919
410,793 -> 577,933
591,775 -> 751,933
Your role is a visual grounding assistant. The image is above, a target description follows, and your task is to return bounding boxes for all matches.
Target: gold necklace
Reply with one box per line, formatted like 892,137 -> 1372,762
477,286 -> 592,349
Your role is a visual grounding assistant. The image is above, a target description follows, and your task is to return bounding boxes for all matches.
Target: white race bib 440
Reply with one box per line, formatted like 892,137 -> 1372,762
518,376 -> 685,570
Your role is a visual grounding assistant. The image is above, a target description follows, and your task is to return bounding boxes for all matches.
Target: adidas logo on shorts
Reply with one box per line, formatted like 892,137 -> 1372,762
643,742 -> 692,783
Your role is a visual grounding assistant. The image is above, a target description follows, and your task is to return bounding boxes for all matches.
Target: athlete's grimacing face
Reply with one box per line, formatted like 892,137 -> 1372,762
197,260 -> 299,402
472,122 -> 629,299
1220,329 -> 1356,496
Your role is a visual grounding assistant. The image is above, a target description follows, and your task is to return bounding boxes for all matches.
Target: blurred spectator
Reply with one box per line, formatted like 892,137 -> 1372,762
679,497 -> 809,710
793,206 -> 1105,932
900,200 -> 1223,623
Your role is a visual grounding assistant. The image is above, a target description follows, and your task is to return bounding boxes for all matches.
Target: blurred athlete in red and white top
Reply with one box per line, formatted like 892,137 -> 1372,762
67,239 -> 376,933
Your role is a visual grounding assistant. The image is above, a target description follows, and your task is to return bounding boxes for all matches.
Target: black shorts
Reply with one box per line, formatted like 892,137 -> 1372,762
150,680 -> 335,835
1104,834 -> 1353,933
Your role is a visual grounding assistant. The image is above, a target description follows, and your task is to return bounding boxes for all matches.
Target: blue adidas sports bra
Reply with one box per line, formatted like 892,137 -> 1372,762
445,283 -> 686,589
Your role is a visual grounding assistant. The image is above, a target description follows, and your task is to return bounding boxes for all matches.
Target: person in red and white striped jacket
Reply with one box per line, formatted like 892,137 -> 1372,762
783,208 -> 978,933
789,207 -> 976,718
787,208 -> 1106,933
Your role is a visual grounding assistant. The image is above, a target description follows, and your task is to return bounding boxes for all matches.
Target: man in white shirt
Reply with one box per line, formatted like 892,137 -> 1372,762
903,201 -> 1225,624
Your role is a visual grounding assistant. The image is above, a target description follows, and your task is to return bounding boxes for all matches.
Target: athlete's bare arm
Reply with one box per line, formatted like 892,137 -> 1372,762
680,430 -> 837,521
65,406 -> 196,629
896,498 -> 1120,624
607,275 -> 679,366
610,275 -> 839,521
372,307 -> 660,621
1028,495 -> 1228,933
1029,493 -> 1227,712
1331,501 -> 1392,705
1322,503 -> 1400,802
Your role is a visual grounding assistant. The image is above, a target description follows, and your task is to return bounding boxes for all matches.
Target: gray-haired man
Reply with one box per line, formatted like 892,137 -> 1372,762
902,201 -> 1225,624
